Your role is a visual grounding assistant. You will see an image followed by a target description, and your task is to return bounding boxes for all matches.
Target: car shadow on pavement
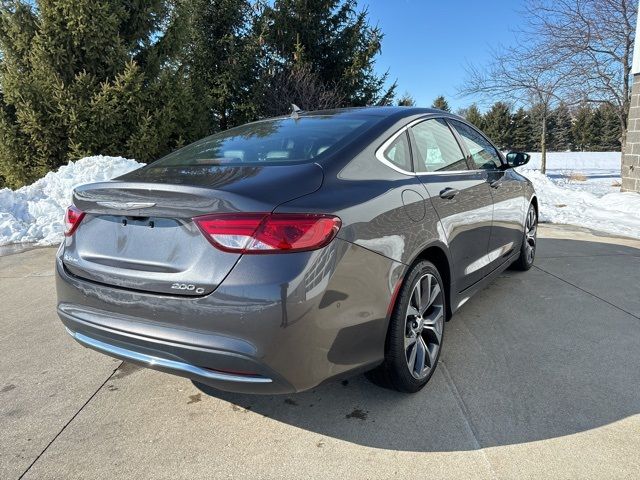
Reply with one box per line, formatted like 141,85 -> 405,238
195,238 -> 640,452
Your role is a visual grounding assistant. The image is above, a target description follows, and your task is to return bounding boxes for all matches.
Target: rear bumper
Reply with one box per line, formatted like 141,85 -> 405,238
63,324 -> 287,393
56,238 -> 405,394
68,328 -> 273,385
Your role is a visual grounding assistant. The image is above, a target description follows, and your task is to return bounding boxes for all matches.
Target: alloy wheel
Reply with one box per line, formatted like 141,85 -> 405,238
404,273 -> 444,379
525,206 -> 537,263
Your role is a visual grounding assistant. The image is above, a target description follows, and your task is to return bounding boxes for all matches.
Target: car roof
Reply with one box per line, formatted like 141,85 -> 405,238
297,106 -> 453,119
242,107 -> 468,131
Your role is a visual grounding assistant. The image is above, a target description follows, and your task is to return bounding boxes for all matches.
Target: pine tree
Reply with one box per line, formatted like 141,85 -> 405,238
179,0 -> 259,132
0,1 -> 201,188
529,103 -> 546,152
588,107 -> 606,151
511,107 -> 534,151
397,92 -> 415,106
482,102 -> 512,150
260,0 -> 395,110
572,104 -> 593,151
260,63 -> 347,116
599,103 -> 622,151
431,95 -> 450,112
463,104 -> 484,129
547,103 -> 573,151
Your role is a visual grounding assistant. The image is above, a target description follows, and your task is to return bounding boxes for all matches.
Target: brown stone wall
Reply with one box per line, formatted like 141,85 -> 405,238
622,74 -> 640,192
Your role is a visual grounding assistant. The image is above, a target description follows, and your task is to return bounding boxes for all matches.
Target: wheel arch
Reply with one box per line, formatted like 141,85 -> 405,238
408,243 -> 454,321
530,194 -> 539,216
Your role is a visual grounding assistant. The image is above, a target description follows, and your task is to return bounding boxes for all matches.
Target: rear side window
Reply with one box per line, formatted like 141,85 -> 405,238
411,119 -> 468,173
382,132 -> 412,171
449,120 -> 502,170
151,116 -> 377,167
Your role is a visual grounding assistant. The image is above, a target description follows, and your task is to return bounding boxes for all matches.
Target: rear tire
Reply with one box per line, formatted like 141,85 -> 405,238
368,260 -> 445,393
512,203 -> 537,271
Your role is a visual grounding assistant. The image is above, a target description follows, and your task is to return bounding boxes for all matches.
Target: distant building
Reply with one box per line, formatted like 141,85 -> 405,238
623,10 -> 640,192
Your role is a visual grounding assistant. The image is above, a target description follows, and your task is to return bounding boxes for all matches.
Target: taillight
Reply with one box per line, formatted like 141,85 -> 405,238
194,213 -> 341,253
64,205 -> 85,236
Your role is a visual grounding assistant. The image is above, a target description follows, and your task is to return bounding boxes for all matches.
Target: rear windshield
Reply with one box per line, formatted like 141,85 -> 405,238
151,115 -> 378,167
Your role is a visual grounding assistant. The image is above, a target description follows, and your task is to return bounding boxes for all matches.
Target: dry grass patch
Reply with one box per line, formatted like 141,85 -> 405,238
568,171 -> 588,182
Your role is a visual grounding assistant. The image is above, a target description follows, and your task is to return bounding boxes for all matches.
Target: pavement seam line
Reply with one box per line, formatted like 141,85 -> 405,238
439,360 -> 499,480
0,249 -> 39,258
0,275 -> 55,279
17,361 -> 123,480
533,264 -> 640,321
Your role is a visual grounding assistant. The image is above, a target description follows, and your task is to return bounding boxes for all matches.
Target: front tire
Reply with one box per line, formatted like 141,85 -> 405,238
512,203 -> 537,271
369,260 -> 445,393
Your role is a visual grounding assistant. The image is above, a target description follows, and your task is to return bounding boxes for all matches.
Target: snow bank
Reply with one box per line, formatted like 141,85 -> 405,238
526,151 -> 620,172
518,169 -> 640,240
517,151 -> 640,239
0,152 -> 638,247
0,156 -> 143,246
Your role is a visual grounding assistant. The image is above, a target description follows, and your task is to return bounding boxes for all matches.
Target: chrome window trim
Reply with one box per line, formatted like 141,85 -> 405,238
375,117 -> 489,177
375,119 -> 422,176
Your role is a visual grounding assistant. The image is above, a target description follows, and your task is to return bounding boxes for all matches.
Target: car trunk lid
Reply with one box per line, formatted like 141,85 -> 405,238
62,163 -> 323,296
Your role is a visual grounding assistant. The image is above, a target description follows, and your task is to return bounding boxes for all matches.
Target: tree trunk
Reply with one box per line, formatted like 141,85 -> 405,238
619,113 -> 628,157
621,39 -> 631,168
219,109 -> 228,132
540,114 -> 547,174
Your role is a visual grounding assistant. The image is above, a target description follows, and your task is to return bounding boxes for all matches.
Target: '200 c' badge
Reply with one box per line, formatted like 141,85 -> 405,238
171,283 -> 205,294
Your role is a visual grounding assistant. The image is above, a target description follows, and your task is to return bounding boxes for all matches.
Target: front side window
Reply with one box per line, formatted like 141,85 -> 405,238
411,119 -> 468,173
382,131 -> 412,171
449,120 -> 502,170
151,116 -> 378,167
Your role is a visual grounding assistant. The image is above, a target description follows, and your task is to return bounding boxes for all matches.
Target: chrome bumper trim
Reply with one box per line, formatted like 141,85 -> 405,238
66,328 -> 272,384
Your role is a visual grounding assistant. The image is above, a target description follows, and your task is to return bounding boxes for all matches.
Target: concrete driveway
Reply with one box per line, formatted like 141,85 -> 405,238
2,224 -> 639,479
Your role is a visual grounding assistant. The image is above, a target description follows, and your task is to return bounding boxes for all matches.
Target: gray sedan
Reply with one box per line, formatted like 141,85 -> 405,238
56,107 -> 537,394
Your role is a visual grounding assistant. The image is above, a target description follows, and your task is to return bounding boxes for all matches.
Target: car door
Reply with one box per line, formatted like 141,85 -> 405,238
410,118 -> 494,292
448,119 -> 525,272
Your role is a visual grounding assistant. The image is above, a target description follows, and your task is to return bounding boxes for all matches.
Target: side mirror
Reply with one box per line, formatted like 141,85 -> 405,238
505,151 -> 530,168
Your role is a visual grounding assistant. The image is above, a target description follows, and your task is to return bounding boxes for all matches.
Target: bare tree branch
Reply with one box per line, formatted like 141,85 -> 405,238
260,63 -> 345,117
458,42 -> 573,172
459,0 -> 636,171
523,0 -> 636,150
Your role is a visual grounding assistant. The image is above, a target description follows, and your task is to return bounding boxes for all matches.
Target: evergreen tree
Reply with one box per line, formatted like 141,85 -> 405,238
547,103 -> 573,151
511,107 -> 534,151
0,1 -> 200,187
543,107 -> 558,152
260,0 -> 395,110
431,95 -> 450,112
482,102 -> 512,150
179,0 -> 260,132
572,104 -> 593,151
463,104 -> 484,129
588,107 -> 605,151
260,63 -> 346,116
599,103 -> 622,151
397,92 -> 415,106
529,103 -> 547,151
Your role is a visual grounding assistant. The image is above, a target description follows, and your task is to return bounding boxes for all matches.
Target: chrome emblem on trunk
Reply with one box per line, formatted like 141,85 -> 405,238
96,201 -> 156,210
171,283 -> 205,294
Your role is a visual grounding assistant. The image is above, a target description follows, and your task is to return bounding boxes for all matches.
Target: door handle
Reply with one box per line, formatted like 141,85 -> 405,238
439,187 -> 460,199
490,179 -> 502,189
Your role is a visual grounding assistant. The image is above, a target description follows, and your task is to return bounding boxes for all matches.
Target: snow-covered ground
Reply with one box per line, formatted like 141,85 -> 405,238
526,151 -> 621,196
526,151 -> 620,172
0,156 -> 143,246
0,152 -> 638,246
518,151 -> 640,240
